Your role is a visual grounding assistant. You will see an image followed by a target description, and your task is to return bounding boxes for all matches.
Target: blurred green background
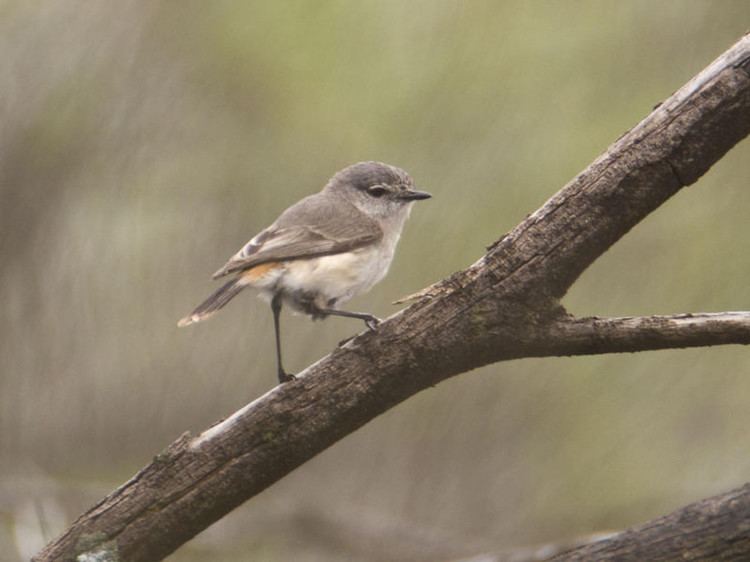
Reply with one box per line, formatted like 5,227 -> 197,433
2,1 -> 750,561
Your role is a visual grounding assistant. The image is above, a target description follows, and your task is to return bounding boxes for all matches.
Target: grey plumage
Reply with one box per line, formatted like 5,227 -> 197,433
177,278 -> 246,327
212,192 -> 383,279
178,161 -> 431,383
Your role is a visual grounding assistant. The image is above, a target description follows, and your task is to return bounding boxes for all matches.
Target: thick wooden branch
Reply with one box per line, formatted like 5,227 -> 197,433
36,34 -> 750,562
549,482 -> 750,561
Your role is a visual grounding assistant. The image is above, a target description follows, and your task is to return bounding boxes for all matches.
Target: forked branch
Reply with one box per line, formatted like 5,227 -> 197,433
35,33 -> 750,562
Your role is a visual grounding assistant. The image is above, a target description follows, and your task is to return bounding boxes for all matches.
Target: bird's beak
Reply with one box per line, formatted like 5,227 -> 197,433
398,189 -> 432,201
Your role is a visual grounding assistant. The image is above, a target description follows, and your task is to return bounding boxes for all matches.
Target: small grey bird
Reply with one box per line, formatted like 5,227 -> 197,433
178,161 -> 431,383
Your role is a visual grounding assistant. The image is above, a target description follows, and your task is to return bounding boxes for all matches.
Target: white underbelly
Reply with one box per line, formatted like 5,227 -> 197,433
279,246 -> 392,305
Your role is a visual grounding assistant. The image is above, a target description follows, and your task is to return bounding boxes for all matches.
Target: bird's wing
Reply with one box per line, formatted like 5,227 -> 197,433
212,193 -> 383,279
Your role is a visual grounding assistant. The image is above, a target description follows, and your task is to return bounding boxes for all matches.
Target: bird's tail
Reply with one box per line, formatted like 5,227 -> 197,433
178,278 -> 247,327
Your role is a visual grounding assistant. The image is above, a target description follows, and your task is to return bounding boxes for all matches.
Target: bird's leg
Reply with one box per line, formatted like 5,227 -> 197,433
317,307 -> 381,331
271,294 -> 295,384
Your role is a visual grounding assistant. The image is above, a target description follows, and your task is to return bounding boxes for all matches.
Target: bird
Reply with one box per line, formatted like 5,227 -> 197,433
178,161 -> 431,384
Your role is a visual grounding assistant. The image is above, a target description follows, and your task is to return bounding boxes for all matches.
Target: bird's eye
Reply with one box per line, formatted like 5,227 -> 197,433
367,186 -> 388,198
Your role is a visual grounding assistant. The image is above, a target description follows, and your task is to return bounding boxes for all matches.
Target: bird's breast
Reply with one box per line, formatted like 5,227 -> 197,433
279,241 -> 396,306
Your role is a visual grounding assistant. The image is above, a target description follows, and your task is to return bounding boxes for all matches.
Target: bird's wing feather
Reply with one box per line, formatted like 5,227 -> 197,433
212,193 -> 382,279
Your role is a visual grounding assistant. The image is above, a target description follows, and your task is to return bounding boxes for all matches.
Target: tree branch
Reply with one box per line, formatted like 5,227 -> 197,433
549,483 -> 750,561
546,311 -> 750,356
35,33 -> 750,562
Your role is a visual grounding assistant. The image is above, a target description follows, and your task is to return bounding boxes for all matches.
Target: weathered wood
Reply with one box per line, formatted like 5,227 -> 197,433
550,483 -> 750,561
546,312 -> 750,356
35,33 -> 750,562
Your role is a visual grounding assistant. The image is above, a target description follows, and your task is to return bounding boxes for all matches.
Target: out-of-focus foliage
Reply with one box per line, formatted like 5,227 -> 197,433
2,1 -> 749,560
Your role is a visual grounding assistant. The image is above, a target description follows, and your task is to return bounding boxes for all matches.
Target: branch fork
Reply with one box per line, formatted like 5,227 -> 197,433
35,33 -> 750,562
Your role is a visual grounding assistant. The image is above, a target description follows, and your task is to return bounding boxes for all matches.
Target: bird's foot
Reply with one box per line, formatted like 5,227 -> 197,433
278,371 -> 296,384
337,316 -> 381,347
364,315 -> 381,331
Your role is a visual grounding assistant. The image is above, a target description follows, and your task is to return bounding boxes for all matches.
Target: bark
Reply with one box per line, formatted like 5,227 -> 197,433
547,312 -> 750,356
35,33 -> 750,562
549,483 -> 750,562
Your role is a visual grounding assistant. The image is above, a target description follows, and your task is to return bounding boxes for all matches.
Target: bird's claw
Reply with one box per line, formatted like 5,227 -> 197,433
365,316 -> 381,331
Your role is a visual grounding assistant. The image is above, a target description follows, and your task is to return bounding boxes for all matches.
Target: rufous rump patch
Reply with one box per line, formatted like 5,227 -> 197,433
241,262 -> 282,281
